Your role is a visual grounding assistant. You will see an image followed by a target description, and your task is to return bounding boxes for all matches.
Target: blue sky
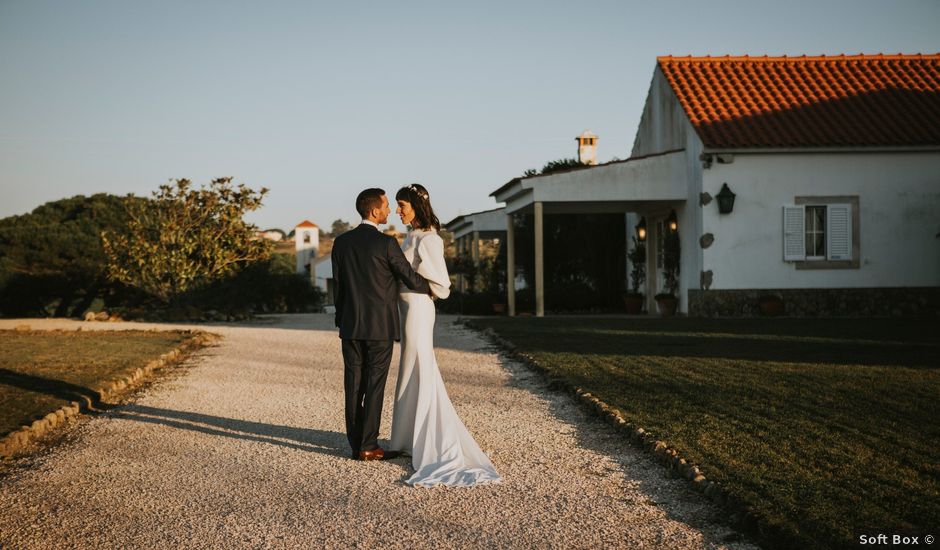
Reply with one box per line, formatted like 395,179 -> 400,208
1,0 -> 938,231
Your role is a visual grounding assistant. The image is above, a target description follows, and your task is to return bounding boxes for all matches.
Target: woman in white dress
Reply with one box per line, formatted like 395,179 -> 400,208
389,183 -> 502,488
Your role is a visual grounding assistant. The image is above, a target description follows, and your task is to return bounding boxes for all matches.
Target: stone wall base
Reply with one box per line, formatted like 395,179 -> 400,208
688,287 -> 940,318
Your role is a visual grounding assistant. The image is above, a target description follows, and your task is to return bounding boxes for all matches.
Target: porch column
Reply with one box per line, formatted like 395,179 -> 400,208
457,236 -> 465,292
471,230 -> 480,267
646,217 -> 657,314
534,201 -> 545,317
506,214 -> 516,316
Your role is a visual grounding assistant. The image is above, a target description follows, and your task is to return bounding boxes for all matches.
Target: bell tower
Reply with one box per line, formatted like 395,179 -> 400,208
294,220 -> 319,274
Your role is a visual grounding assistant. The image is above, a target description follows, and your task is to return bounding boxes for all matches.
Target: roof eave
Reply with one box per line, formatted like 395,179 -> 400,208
702,144 -> 940,154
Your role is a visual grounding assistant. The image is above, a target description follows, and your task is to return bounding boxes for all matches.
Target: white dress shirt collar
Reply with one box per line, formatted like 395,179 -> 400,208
360,220 -> 379,229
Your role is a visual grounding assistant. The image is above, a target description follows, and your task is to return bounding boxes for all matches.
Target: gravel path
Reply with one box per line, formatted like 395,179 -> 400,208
0,314 -> 757,549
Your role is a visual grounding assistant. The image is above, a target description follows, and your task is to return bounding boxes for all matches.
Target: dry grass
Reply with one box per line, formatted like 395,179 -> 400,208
0,330 -> 191,437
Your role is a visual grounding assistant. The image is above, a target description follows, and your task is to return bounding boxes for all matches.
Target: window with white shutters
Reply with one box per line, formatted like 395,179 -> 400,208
784,198 -> 858,268
826,204 -> 852,260
783,205 -> 805,261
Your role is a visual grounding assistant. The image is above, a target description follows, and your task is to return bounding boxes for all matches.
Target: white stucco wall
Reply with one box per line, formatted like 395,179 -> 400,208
295,227 -> 319,274
631,65 -> 689,159
625,65 -> 705,313
314,255 -> 332,294
701,152 -> 940,289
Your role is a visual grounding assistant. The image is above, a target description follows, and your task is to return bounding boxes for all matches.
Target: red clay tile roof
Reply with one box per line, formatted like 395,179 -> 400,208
657,54 -> 940,148
296,220 -> 318,228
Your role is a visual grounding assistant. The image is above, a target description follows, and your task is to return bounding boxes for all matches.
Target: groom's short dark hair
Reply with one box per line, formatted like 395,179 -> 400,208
356,188 -> 385,218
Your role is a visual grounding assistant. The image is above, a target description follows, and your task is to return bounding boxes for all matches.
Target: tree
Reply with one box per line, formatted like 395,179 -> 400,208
523,157 -> 587,178
330,219 -> 352,237
102,178 -> 271,304
0,193 -> 145,316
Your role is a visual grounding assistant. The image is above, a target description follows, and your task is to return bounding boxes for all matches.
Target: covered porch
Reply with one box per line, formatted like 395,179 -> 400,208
444,207 -> 507,293
489,150 -> 689,316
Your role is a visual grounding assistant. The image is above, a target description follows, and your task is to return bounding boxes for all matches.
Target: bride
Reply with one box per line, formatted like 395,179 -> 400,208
389,183 -> 502,488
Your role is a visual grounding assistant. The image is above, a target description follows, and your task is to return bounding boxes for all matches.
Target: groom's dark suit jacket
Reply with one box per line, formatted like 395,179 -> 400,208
331,223 -> 430,341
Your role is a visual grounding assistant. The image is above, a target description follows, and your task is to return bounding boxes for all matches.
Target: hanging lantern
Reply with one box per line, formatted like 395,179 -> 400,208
635,217 -> 647,242
716,182 -> 736,214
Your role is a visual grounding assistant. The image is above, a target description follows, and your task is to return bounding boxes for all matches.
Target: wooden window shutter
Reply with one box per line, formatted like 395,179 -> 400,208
783,205 -> 805,261
827,204 -> 852,260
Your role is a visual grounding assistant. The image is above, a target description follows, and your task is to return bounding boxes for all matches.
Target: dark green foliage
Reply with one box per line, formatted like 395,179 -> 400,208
523,157 -> 589,178
181,253 -> 324,315
661,229 -> 680,297
102,178 -> 271,303
627,237 -> 646,295
1,189 -> 323,318
329,219 -> 352,237
0,194 -> 144,316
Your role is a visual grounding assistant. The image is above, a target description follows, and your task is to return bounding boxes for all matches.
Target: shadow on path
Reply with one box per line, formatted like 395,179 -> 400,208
1,369 -> 350,459
112,404 -> 351,458
0,368 -> 104,407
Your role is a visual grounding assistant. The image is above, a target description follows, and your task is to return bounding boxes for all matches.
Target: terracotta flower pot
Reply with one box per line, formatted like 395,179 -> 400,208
758,295 -> 784,317
623,293 -> 644,315
655,296 -> 678,317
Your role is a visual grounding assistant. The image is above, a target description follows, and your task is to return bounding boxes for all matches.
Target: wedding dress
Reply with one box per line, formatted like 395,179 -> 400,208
389,229 -> 502,487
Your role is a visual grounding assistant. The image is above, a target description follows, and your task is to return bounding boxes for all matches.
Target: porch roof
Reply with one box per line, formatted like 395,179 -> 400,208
444,207 -> 507,239
490,149 -> 688,215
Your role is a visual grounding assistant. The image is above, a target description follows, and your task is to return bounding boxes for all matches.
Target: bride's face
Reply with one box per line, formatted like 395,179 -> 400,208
396,200 -> 416,225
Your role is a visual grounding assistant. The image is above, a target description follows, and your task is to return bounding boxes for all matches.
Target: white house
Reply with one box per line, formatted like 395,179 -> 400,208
312,254 -> 333,304
257,229 -> 285,242
294,220 -> 319,275
492,53 -> 940,316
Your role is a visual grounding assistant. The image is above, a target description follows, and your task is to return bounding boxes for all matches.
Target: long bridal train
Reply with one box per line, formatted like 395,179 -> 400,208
389,229 -> 502,487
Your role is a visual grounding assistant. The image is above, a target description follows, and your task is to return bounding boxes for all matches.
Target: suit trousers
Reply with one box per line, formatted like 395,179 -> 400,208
341,339 -> 394,453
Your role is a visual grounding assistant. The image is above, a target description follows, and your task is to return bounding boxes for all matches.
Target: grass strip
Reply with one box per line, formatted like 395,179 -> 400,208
470,317 -> 940,550
0,329 -> 194,437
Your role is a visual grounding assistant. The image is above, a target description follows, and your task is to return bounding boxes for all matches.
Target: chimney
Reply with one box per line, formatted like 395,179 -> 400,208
576,130 -> 598,165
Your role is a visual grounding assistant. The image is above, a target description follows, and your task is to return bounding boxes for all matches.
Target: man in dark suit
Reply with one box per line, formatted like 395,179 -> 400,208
331,188 -> 431,461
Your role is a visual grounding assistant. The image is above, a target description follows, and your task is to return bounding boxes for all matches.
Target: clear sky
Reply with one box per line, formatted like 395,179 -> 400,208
2,0 -> 938,232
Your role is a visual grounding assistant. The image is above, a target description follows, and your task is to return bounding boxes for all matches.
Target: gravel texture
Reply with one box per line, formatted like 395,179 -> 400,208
0,315 -> 757,549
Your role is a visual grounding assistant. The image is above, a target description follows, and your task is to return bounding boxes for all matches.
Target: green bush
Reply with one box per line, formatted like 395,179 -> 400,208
181,254 -> 324,315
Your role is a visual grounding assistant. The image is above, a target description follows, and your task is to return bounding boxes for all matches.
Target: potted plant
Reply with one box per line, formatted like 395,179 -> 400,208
623,237 -> 646,314
655,230 -> 680,316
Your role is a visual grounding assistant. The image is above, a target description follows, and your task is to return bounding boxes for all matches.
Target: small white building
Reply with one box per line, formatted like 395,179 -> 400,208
257,229 -> 285,242
492,53 -> 940,316
311,254 -> 333,304
294,220 -> 319,275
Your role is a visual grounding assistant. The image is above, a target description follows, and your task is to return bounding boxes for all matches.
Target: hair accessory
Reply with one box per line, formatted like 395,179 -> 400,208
409,184 -> 429,200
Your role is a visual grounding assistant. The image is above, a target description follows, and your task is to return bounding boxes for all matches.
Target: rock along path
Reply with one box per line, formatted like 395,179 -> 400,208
0,314 -> 757,550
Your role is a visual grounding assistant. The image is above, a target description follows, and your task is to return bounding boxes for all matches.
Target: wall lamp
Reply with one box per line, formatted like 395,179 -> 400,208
716,183 -> 736,214
635,217 -> 647,242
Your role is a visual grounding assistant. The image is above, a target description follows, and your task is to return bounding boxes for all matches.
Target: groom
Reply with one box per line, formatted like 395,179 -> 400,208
331,188 -> 431,461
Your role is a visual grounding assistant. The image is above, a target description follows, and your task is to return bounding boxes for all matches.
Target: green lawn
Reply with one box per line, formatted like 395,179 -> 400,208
0,330 -> 193,437
469,317 -> 940,550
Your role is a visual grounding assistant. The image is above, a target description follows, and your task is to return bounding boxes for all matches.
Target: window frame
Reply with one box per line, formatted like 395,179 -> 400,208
792,195 -> 860,270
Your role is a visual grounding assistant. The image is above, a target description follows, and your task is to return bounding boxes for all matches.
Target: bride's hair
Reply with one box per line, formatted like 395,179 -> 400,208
395,183 -> 440,231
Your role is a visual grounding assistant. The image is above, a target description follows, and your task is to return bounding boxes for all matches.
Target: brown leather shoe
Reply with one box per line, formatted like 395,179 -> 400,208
357,448 -> 385,461
355,448 -> 403,461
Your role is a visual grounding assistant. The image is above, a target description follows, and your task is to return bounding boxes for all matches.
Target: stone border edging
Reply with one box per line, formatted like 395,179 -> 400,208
0,330 -> 219,459
461,319 -> 789,547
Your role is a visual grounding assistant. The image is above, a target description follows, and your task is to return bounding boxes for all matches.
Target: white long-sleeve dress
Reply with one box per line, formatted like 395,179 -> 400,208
389,229 -> 502,487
